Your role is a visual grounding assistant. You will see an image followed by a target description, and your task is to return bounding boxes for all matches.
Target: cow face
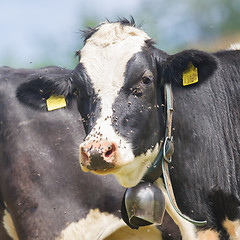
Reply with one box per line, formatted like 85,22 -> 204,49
71,22 -> 168,187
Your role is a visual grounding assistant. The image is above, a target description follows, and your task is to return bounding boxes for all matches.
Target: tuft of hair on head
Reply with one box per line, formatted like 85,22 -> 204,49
80,26 -> 100,44
80,17 -> 143,44
117,16 -> 145,30
145,38 -> 156,47
117,16 -> 136,27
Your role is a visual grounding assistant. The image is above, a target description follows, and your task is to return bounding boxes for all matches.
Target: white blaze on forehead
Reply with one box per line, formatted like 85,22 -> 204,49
80,22 -> 150,96
80,22 -> 151,164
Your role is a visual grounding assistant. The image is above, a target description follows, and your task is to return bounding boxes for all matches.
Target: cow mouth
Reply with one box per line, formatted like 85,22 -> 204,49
80,161 -> 125,175
89,167 -> 121,175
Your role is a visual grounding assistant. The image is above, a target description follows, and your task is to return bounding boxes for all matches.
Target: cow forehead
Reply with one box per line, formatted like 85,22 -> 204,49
83,22 -> 150,49
80,22 -> 151,95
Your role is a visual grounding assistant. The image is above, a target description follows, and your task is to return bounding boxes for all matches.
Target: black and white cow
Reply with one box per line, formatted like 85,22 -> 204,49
16,19 -> 239,240
0,67 -> 180,239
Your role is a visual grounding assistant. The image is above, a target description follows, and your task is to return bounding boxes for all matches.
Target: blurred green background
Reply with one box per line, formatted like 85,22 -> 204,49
1,0 -> 239,69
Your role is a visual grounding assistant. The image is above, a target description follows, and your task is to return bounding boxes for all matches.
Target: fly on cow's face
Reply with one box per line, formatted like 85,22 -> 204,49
132,87 -> 142,97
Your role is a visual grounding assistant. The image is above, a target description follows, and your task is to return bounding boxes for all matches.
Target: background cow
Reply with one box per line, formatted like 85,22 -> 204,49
0,66 -> 180,239
15,19 -> 240,239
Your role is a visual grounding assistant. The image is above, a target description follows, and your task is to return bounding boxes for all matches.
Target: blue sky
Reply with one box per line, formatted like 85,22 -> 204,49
0,0 -> 141,68
1,0 -> 237,68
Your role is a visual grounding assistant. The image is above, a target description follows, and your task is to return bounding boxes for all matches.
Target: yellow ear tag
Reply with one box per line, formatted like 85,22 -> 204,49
46,95 -> 66,111
183,62 -> 198,86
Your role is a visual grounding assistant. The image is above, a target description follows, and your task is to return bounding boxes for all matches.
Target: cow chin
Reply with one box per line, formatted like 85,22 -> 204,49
111,143 -> 160,188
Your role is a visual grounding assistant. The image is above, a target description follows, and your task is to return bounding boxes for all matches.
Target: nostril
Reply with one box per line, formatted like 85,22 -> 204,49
80,146 -> 86,155
105,148 -> 113,158
80,147 -> 90,165
105,144 -> 115,158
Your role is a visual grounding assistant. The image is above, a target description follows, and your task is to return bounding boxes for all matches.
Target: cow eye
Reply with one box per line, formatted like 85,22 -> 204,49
141,70 -> 154,85
141,76 -> 152,85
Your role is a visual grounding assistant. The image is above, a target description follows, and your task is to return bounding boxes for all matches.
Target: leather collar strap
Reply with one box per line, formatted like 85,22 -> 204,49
143,83 -> 174,182
143,83 -> 207,227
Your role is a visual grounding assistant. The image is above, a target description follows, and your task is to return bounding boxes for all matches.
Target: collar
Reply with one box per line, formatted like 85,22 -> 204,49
143,83 -> 207,227
143,83 -> 174,182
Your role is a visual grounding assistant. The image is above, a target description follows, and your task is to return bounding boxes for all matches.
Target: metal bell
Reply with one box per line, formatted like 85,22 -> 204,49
123,181 -> 165,228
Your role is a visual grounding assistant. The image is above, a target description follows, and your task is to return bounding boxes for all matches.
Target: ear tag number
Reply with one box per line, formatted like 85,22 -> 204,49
183,62 -> 198,86
46,95 -> 66,111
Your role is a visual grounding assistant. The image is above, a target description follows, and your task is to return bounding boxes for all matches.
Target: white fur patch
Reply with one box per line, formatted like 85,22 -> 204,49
114,143 -> 160,187
227,43 -> 240,50
79,22 -> 160,184
56,208 -> 162,240
80,115 -> 134,170
80,142 -> 161,188
197,230 -> 219,240
223,218 -> 240,240
3,209 -> 19,240
155,179 -> 198,240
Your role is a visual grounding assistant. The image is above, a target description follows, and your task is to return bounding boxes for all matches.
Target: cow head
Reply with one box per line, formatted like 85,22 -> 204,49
17,19 -> 217,188
73,20 -> 169,187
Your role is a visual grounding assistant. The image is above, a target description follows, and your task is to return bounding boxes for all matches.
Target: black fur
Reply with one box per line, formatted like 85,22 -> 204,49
117,16 -> 136,27
112,49 -> 165,156
81,26 -> 99,44
167,48 -> 240,238
71,63 -> 101,134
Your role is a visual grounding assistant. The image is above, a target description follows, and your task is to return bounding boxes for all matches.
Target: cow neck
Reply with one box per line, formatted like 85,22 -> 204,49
143,83 -> 174,183
143,83 -> 207,227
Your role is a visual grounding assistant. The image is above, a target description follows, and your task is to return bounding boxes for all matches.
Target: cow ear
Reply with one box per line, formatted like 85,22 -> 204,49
16,71 -> 74,111
162,50 -> 218,86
